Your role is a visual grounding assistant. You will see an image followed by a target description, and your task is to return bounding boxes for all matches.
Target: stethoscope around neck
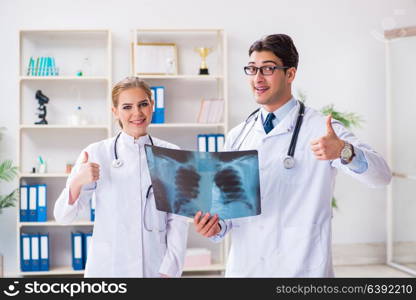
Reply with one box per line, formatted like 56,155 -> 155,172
112,131 -> 165,232
230,100 -> 305,169
112,131 -> 154,168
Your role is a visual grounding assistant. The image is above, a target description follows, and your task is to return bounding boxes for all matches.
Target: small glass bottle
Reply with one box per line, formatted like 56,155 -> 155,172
69,106 -> 82,126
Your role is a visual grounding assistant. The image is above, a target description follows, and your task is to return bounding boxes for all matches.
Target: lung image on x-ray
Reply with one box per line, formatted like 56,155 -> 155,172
145,145 -> 261,219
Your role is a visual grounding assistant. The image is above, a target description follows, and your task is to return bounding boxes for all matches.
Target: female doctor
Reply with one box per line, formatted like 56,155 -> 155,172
54,77 -> 189,277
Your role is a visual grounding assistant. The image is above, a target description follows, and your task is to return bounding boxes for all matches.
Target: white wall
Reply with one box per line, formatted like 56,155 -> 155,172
1,0 -> 416,276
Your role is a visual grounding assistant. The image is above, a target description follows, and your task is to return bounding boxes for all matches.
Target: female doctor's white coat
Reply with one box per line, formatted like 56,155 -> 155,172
54,132 -> 189,277
213,101 -> 391,277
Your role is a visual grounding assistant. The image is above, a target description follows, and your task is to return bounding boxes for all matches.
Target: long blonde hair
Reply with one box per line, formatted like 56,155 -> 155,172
112,76 -> 152,128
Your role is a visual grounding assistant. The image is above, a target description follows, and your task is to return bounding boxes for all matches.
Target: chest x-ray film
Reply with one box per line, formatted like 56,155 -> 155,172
145,145 -> 261,219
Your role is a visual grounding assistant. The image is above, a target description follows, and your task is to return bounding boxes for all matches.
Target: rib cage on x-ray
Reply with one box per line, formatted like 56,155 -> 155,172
145,145 -> 261,219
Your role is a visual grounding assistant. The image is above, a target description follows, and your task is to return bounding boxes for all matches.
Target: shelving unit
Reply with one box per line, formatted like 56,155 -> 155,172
17,266 -> 85,277
20,76 -> 109,81
16,29 -> 112,277
131,29 -> 229,275
385,26 -> 416,276
19,221 -> 94,228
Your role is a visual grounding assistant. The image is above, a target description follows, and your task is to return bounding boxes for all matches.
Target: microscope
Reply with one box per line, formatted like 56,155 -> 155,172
35,90 -> 49,125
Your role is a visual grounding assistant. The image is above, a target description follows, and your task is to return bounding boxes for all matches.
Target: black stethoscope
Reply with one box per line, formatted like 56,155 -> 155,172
111,132 -> 164,232
230,100 -> 305,169
112,131 -> 154,168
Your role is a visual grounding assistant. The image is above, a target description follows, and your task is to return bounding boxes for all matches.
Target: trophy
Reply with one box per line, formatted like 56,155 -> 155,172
195,47 -> 212,75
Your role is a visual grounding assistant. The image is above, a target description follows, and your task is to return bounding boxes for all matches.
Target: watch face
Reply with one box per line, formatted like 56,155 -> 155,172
341,148 -> 352,160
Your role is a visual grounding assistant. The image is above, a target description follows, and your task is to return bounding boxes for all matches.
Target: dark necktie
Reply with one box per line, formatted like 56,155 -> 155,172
263,112 -> 276,134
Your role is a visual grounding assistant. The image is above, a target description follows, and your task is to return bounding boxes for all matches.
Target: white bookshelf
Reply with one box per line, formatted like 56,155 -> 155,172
20,76 -> 109,81
139,75 -> 223,80
19,221 -> 94,228
131,28 -> 229,274
17,29 -> 112,277
183,263 -> 225,272
20,125 -> 109,129
20,173 -> 69,178
18,266 -> 85,277
149,123 -> 225,128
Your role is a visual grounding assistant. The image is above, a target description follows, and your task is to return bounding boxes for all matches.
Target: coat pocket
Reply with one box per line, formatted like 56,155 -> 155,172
85,241 -> 112,277
278,224 -> 325,272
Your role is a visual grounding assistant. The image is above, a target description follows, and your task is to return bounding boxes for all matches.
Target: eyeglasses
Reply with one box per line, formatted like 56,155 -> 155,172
243,65 -> 289,76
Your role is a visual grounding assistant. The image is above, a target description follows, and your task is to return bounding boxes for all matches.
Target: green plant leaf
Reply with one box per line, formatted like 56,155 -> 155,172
331,197 -> 338,209
320,104 -> 364,129
0,189 -> 18,214
0,160 -> 18,182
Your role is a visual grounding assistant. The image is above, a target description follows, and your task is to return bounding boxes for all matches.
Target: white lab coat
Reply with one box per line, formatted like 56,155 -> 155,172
215,101 -> 391,277
54,132 -> 189,277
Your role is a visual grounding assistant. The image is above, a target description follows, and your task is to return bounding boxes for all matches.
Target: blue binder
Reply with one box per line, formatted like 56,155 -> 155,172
215,134 -> 225,152
19,185 -> 29,222
30,234 -> 40,271
20,233 -> 31,271
197,134 -> 207,152
90,193 -> 95,222
36,184 -> 47,222
151,87 -> 156,123
152,86 -> 165,123
28,186 -> 37,222
207,135 -> 216,152
39,233 -> 49,271
83,232 -> 93,267
72,232 -> 84,270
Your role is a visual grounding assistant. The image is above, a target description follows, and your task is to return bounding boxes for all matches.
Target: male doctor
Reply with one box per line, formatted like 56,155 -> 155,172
194,34 -> 391,277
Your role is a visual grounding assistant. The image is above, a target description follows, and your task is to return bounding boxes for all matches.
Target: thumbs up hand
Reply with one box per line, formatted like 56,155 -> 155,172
310,115 -> 345,160
73,151 -> 101,186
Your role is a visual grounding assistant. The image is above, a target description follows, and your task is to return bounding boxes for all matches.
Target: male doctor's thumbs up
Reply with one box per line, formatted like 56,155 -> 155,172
68,151 -> 100,204
310,115 -> 345,160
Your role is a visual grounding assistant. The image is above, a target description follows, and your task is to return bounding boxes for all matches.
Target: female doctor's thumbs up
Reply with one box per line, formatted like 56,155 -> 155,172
68,151 -> 100,204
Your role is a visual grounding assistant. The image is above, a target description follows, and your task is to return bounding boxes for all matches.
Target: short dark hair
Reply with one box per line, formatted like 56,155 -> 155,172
248,34 -> 299,69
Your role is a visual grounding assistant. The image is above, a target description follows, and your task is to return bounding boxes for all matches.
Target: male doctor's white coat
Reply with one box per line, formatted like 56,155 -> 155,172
213,101 -> 391,277
54,132 -> 189,277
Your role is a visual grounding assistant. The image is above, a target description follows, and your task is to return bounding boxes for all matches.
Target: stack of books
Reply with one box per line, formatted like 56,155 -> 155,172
27,56 -> 59,76
197,98 -> 224,123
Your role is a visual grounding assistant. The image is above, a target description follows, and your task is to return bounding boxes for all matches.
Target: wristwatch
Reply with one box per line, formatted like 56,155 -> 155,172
340,141 -> 355,165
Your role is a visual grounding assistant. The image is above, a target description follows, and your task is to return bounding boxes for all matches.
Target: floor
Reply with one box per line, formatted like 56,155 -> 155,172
334,264 -> 414,277
183,264 -> 415,277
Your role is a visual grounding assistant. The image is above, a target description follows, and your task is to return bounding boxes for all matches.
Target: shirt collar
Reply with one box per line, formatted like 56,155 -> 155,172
119,131 -> 151,147
260,97 -> 297,125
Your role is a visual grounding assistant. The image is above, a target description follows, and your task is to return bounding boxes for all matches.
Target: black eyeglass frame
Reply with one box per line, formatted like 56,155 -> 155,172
243,65 -> 290,75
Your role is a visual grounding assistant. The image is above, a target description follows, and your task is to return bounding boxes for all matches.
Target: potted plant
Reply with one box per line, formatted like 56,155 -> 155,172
0,160 -> 18,213
0,128 -> 18,277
